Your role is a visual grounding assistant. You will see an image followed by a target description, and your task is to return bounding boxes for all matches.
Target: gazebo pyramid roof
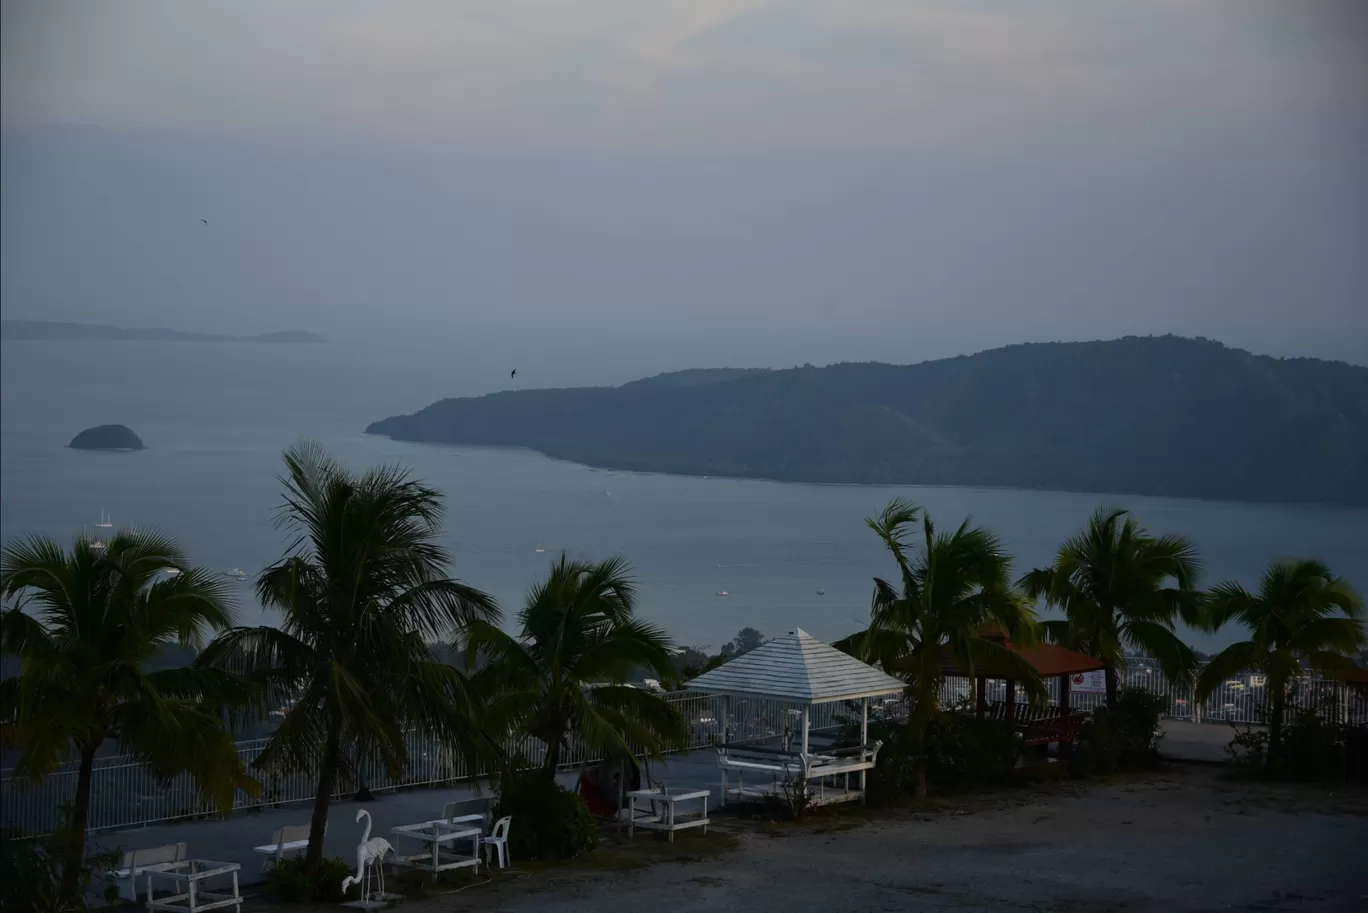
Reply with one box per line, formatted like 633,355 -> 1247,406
684,628 -> 906,705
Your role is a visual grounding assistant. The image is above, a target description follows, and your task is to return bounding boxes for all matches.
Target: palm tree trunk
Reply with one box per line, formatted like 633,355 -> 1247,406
1268,686 -> 1286,775
543,724 -> 564,770
305,716 -> 343,881
910,677 -> 934,799
60,743 -> 98,899
1104,662 -> 1120,710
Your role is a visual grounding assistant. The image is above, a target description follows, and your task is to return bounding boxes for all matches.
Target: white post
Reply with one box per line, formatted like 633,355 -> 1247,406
860,697 -> 869,799
721,694 -> 731,807
801,705 -> 810,756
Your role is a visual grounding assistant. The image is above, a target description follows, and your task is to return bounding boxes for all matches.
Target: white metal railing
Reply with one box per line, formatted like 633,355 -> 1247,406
3,656 -> 1364,836
0,690 -> 857,836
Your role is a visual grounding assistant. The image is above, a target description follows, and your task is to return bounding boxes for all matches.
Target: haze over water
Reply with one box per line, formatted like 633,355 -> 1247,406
3,339 -> 1365,655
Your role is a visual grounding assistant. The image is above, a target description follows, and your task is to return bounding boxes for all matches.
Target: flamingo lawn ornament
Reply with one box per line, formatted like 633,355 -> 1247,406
341,808 -> 393,905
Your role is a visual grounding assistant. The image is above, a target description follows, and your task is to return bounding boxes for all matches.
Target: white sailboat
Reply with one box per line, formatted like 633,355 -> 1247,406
534,543 -> 546,553
95,510 -> 113,529
224,568 -> 247,580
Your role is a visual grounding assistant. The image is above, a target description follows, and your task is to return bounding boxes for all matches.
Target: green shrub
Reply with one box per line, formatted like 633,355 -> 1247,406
862,714 -> 1019,804
1228,699 -> 1367,785
1,818 -> 119,913
1226,726 -> 1270,775
1073,690 -> 1166,775
922,714 -> 1021,791
263,855 -> 353,903
494,768 -> 597,861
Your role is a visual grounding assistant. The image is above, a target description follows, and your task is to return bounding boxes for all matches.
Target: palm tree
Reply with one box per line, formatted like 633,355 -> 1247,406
1197,559 -> 1366,767
1019,506 -> 1202,708
0,530 -> 256,897
198,442 -> 500,881
839,499 -> 1043,797
467,554 -> 683,771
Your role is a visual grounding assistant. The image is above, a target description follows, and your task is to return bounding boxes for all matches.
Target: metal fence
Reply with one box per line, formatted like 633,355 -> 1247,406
0,690 -> 854,836
4,656 -> 1365,836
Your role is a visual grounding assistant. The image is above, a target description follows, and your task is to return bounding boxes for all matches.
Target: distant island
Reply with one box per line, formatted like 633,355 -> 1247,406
366,336 -> 1368,506
69,424 -> 145,451
1,320 -> 325,343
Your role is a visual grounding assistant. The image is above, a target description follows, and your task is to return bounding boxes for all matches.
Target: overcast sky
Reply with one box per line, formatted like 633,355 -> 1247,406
2,0 -> 1365,368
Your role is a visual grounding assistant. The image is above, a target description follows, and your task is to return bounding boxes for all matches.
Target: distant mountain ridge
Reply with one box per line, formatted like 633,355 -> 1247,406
1,320 -> 325,343
367,336 -> 1368,506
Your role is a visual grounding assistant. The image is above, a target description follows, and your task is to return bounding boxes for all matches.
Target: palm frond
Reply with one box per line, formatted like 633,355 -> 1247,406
1119,619 -> 1198,680
1194,641 -> 1262,700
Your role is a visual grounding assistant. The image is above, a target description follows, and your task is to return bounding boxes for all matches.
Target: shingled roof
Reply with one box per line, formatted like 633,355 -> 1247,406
684,628 -> 907,704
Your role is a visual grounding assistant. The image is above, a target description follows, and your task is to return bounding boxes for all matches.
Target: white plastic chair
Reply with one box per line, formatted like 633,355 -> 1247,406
483,816 -> 512,869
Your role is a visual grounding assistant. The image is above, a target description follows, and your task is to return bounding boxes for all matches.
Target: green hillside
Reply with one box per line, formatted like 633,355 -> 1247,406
366,336 -> 1368,505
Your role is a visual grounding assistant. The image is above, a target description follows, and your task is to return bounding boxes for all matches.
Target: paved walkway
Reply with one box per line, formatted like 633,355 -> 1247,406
93,752 -> 724,889
93,721 -> 1239,891
1158,718 -> 1241,764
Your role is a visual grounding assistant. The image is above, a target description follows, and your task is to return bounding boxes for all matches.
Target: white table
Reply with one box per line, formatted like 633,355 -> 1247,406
391,820 -> 484,875
626,788 -> 710,842
144,860 -> 241,913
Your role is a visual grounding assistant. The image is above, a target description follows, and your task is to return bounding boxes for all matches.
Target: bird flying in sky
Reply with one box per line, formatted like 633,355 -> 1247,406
511,368 -> 517,378
200,219 -> 207,225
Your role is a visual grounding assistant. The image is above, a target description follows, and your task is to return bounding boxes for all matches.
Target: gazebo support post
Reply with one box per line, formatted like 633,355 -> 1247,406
721,695 -> 731,806
1005,679 -> 1016,725
1058,673 -> 1072,760
859,697 -> 869,803
976,676 -> 987,718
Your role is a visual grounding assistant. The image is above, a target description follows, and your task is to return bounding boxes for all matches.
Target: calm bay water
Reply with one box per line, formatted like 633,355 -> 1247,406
3,339 -> 1365,654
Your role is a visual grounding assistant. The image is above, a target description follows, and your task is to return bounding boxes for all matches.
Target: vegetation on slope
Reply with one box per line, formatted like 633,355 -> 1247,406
366,336 -> 1368,505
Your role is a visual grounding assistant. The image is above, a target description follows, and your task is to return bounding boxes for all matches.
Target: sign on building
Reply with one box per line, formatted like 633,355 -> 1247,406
1069,670 -> 1107,693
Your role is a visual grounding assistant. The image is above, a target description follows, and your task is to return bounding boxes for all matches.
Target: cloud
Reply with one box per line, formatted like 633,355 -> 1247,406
0,0 -> 1361,153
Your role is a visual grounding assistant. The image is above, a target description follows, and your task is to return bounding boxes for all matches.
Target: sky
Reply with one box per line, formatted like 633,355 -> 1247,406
2,0 -> 1366,369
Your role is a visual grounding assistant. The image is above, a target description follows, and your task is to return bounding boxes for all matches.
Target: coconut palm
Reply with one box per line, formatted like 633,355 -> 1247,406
1197,559 -> 1366,767
466,554 -> 683,771
1019,506 -> 1202,708
838,499 -> 1043,797
0,530 -> 256,897
198,442 -> 499,880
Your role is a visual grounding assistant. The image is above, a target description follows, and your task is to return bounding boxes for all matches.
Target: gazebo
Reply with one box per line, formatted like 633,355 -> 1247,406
936,630 -> 1106,748
684,628 -> 907,807
1336,664 -> 1368,693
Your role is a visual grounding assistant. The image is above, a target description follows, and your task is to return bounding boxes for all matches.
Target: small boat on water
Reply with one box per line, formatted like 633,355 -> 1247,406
224,568 -> 247,580
535,543 -> 546,553
816,588 -> 825,596
161,567 -> 181,577
717,590 -> 729,597
95,510 -> 113,529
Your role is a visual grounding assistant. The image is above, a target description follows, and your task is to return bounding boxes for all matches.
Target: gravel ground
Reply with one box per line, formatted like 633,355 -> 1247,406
384,765 -> 1368,913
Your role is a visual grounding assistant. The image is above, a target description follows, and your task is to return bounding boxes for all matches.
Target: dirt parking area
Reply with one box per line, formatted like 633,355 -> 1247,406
376,765 -> 1367,913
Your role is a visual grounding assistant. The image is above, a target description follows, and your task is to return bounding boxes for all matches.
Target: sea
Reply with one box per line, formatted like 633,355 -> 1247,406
3,339 -> 1366,655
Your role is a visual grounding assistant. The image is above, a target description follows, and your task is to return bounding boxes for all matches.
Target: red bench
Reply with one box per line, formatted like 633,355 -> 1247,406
982,701 -> 1086,745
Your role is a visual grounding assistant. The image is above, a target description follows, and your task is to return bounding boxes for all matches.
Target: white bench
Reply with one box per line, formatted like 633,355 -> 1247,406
110,842 -> 187,902
442,796 -> 493,828
252,823 -> 319,871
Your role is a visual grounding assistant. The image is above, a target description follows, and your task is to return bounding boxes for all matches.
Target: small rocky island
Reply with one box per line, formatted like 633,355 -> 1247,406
69,424 -> 145,451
